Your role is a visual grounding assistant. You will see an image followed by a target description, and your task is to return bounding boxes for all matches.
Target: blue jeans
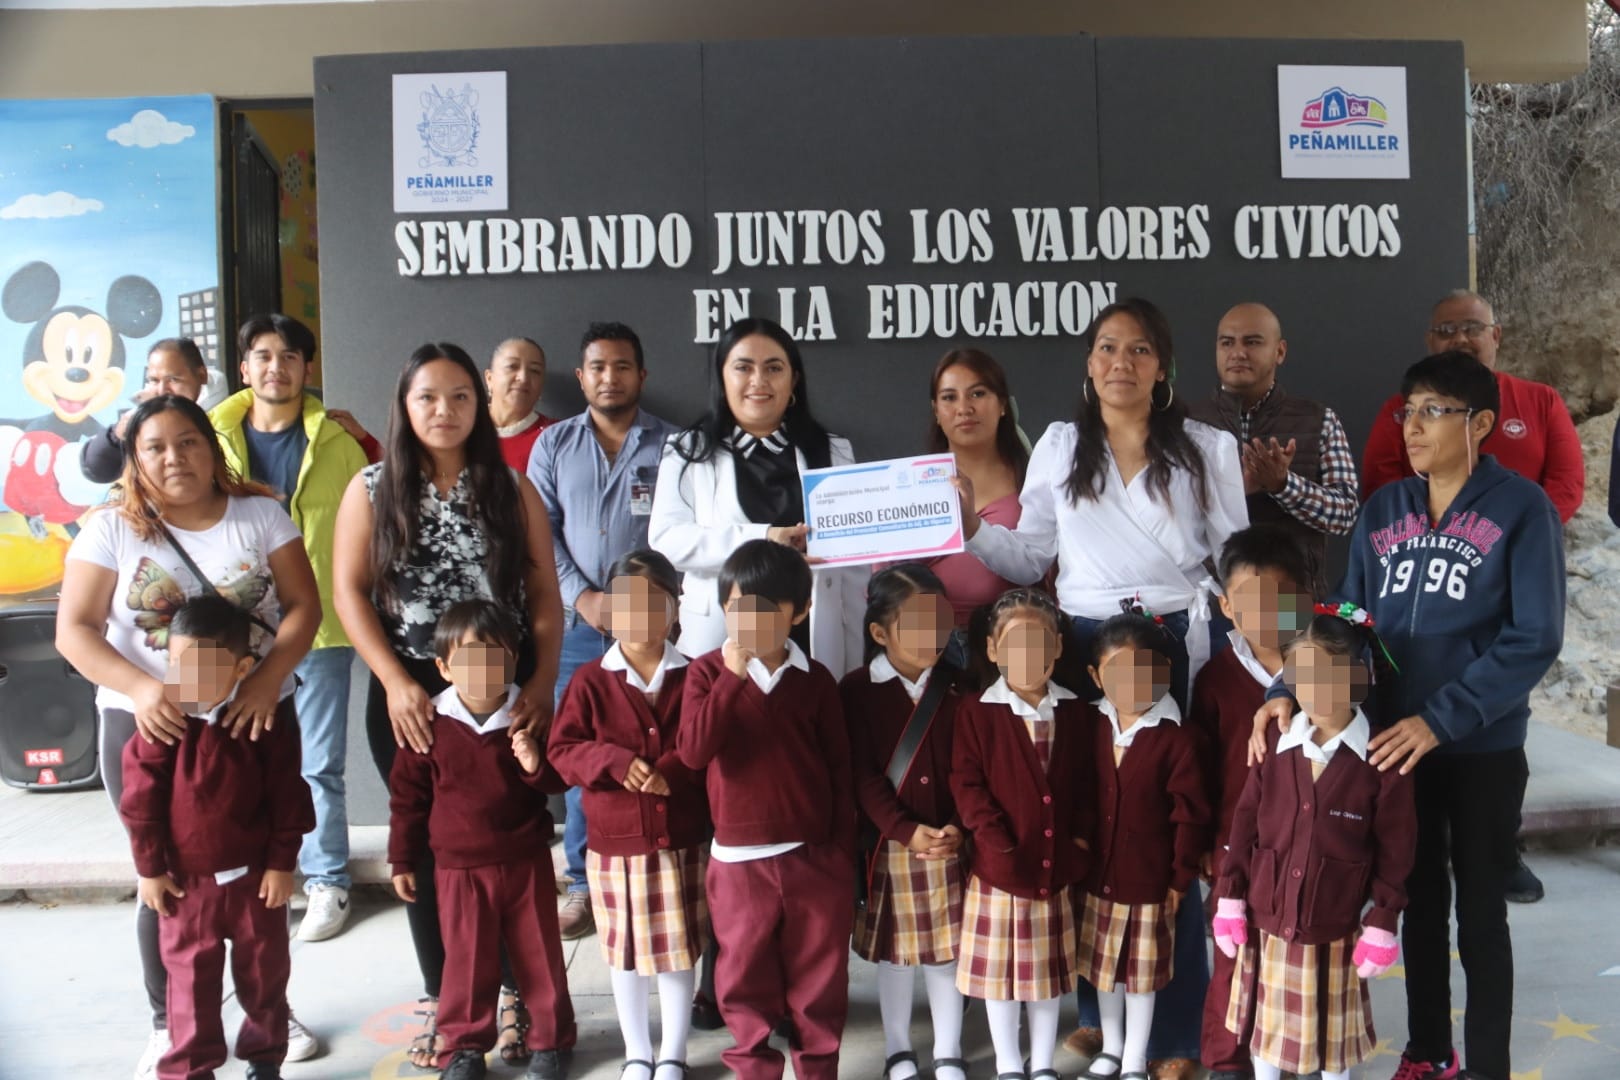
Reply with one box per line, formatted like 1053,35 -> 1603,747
295,645 -> 354,892
557,617 -> 612,893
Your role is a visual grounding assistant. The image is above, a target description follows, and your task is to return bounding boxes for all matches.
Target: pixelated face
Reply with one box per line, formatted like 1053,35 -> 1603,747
443,638 -> 516,703
606,574 -> 675,646
987,610 -> 1060,693
1284,641 -> 1367,720
724,589 -> 797,656
1221,567 -> 1311,653
1091,644 -> 1170,716
873,591 -> 953,672
164,635 -> 250,713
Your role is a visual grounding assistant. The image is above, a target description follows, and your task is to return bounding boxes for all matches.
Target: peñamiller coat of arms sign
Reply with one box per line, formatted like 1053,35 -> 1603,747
392,71 -> 509,213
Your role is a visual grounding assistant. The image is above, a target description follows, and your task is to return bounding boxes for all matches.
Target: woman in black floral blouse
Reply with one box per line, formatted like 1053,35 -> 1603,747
333,341 -> 564,1067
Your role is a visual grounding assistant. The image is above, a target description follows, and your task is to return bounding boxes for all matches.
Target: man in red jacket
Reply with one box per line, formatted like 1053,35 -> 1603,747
1361,289 -> 1580,907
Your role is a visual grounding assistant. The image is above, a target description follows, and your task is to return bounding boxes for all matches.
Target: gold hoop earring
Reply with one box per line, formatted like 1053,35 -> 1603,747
789,392 -> 797,407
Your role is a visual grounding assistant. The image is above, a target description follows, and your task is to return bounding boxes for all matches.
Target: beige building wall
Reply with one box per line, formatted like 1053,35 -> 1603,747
0,0 -> 1591,100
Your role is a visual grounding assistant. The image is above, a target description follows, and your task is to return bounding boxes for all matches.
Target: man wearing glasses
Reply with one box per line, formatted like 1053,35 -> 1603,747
1362,290 -> 1584,523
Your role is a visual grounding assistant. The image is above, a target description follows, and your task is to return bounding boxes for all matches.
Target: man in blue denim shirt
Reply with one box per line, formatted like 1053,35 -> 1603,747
527,321 -> 678,939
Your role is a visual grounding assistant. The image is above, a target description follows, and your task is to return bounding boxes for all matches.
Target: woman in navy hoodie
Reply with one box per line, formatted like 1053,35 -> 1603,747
1255,351 -> 1564,1080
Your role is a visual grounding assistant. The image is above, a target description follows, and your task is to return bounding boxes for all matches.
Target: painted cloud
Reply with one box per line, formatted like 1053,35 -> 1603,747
0,191 -> 106,220
106,109 -> 196,149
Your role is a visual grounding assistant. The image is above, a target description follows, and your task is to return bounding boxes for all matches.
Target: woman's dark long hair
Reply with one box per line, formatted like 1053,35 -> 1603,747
926,347 -> 1029,486
369,343 -> 530,615
1065,298 -> 1210,512
673,317 -> 833,470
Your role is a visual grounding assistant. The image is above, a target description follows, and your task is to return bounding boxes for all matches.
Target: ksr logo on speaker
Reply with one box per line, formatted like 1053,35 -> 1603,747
24,748 -> 64,766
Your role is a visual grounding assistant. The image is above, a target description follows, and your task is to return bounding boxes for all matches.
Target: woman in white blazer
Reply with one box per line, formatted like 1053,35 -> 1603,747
649,317 -> 866,677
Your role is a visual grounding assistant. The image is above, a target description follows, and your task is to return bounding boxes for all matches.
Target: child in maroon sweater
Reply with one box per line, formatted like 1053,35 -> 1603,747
1193,525 -> 1315,1080
1077,610 -> 1210,1080
1214,611 -> 1416,1080
548,551 -> 710,1080
119,596 -> 314,1080
676,539 -> 855,1080
389,600 -> 575,1080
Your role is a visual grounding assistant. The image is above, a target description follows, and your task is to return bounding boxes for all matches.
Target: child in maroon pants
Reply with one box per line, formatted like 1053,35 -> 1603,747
119,596 -> 314,1080
389,599 -> 576,1080
677,539 -> 856,1080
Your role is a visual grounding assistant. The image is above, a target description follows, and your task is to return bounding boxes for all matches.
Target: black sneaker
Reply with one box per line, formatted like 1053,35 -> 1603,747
1505,856 -> 1545,903
244,1064 -> 281,1080
525,1049 -> 568,1080
442,1050 -> 487,1080
691,993 -> 725,1031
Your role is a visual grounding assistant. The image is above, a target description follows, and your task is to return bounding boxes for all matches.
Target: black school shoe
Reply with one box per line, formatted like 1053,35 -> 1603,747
691,993 -> 725,1031
1205,1072 -> 1252,1080
243,1064 -> 281,1080
441,1050 -> 488,1080
1505,855 -> 1545,903
526,1048 -> 569,1080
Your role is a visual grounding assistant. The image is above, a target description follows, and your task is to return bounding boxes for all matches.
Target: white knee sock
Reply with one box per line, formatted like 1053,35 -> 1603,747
1025,996 -> 1061,1073
922,961 -> 965,1072
609,968 -> 654,1070
1094,985 -> 1125,1077
654,968 -> 696,1076
1251,1061 -> 1284,1080
877,962 -> 919,1077
1121,991 -> 1155,1075
983,997 -> 1025,1075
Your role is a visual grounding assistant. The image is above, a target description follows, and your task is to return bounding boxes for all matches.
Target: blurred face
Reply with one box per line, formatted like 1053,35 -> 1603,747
485,339 -> 545,420
724,587 -> 803,656
438,636 -> 516,705
240,332 -> 308,406
870,591 -> 953,675
1424,295 -> 1500,369
1284,641 -> 1366,724
607,574 -> 675,646
143,347 -> 206,401
1086,313 -> 1164,411
1401,388 -> 1491,477
986,609 -> 1061,696
722,333 -> 796,435
1215,305 -> 1286,396
1218,566 -> 1312,655
133,408 -> 217,507
165,635 -> 252,713
406,359 -> 480,453
932,363 -> 1004,453
1089,644 -> 1171,716
577,339 -> 645,418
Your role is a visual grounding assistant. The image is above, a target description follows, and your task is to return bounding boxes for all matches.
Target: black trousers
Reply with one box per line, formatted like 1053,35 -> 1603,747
1403,746 -> 1528,1080
366,648 -> 534,998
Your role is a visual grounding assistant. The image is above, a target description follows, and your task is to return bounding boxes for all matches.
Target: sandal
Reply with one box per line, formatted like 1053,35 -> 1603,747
620,1060 -> 655,1079
1031,1071 -> 1063,1080
1079,1054 -> 1121,1080
884,1051 -> 920,1078
932,1057 -> 970,1079
408,995 -> 440,1071
498,985 -> 533,1065
653,1061 -> 689,1080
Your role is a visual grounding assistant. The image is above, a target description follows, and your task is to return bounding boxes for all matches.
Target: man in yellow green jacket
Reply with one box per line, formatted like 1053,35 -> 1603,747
211,314 -> 370,947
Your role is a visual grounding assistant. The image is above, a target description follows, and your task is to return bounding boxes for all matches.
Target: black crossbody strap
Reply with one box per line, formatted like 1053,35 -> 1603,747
883,663 -> 953,792
154,519 -> 278,636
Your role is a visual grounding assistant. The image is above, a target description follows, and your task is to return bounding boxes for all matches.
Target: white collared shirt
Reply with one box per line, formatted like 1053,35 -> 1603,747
744,638 -> 810,695
981,677 -> 1077,722
601,641 -> 688,695
432,684 -> 520,735
187,686 -> 239,727
1095,693 -> 1183,748
1276,709 -> 1371,767
1226,630 -> 1282,690
869,653 -> 932,704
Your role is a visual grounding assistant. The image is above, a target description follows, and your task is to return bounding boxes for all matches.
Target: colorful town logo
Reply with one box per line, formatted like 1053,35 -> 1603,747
415,83 -> 481,168
1300,87 -> 1389,129
1502,418 -> 1528,439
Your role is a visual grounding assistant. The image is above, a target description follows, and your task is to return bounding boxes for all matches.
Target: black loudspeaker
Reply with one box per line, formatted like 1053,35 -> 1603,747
0,602 -> 101,791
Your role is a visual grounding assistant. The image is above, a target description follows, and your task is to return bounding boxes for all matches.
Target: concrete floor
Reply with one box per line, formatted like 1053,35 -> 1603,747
3,849 -> 1619,1080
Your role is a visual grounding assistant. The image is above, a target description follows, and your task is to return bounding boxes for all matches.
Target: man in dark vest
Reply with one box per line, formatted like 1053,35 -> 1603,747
1189,302 -> 1359,588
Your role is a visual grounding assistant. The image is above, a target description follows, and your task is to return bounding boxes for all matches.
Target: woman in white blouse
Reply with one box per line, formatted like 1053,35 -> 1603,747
958,297 -> 1246,1078
649,317 -> 866,677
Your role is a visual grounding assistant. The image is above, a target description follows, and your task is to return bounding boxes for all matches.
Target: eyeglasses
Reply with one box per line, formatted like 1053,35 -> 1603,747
1393,404 -> 1473,424
1428,321 -> 1496,339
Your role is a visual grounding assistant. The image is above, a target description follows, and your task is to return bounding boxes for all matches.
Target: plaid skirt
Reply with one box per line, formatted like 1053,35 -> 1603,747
853,839 -> 964,965
585,846 -> 709,974
954,875 -> 1079,1002
1076,891 -> 1175,994
1225,930 -> 1375,1075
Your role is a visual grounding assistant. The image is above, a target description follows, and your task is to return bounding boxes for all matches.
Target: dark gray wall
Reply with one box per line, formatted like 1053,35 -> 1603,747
315,35 -> 1468,462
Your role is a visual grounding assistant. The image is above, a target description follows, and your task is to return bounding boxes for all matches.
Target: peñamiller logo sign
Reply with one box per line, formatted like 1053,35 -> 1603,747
1278,65 -> 1409,180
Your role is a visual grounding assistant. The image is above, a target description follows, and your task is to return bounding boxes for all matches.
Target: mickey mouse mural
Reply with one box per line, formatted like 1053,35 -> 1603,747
0,260 -> 162,535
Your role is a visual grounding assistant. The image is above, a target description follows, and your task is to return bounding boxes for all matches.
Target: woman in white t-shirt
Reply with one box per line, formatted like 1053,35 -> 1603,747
56,394 -> 321,1077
